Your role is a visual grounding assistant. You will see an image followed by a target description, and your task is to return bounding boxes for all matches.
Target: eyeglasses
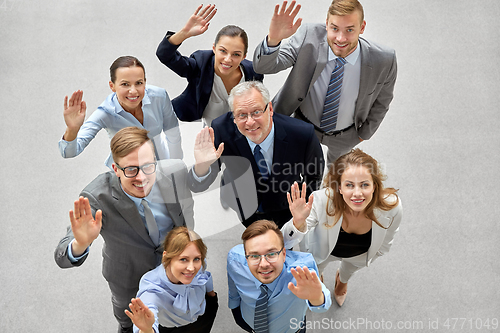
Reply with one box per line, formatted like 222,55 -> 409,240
233,104 -> 268,122
245,247 -> 284,265
115,161 -> 157,178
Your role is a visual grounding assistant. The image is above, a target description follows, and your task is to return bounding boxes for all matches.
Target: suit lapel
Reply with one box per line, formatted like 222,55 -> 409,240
310,39 -> 329,91
271,117 -> 288,176
367,209 -> 391,264
327,215 -> 342,257
156,168 -> 185,228
356,38 -> 373,117
110,176 -> 155,247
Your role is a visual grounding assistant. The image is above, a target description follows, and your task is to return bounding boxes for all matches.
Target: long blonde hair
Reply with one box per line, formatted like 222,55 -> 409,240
323,149 -> 399,228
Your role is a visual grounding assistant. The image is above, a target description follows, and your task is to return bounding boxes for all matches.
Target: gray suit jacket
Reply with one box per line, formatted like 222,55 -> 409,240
253,23 -> 397,140
54,159 -> 194,289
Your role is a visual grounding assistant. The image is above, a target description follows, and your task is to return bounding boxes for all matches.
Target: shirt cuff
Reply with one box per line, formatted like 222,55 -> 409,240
67,239 -> 89,263
262,37 -> 280,55
59,137 -> 78,158
306,290 -> 332,312
191,166 -> 211,182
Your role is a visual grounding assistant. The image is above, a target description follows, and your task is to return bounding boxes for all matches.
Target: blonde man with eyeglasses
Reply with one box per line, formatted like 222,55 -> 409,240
54,127 -> 194,333
189,81 -> 324,229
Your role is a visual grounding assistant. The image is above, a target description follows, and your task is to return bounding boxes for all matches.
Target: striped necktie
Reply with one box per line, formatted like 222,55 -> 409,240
254,284 -> 269,333
320,57 -> 347,133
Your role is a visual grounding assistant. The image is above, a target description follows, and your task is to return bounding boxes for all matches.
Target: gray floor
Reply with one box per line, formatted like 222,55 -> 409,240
1,0 -> 499,332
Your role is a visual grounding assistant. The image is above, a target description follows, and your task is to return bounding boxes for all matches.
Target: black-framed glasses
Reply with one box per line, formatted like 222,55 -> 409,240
245,247 -> 284,266
234,104 -> 268,122
115,161 -> 157,178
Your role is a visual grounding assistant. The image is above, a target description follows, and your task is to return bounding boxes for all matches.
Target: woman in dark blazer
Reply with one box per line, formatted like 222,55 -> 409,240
156,4 -> 263,126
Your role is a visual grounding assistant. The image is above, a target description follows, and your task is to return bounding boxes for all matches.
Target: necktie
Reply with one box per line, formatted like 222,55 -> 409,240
320,57 -> 347,133
253,145 -> 268,182
254,284 -> 269,333
141,199 -> 160,246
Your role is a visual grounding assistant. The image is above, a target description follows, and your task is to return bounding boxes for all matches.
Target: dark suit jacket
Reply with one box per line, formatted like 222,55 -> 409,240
253,23 -> 397,140
156,32 -> 264,121
54,160 -> 194,289
188,113 -> 324,227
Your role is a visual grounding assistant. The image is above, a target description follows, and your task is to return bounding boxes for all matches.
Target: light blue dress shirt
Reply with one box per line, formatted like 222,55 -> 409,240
59,85 -> 183,169
227,244 -> 331,333
134,264 -> 214,332
263,38 -> 361,130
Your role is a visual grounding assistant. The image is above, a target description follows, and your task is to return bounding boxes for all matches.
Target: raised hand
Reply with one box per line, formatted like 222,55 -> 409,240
267,0 -> 302,47
287,181 -> 313,231
169,4 -> 217,45
193,127 -> 224,176
288,266 -> 324,306
69,197 -> 102,256
63,90 -> 86,141
125,298 -> 155,333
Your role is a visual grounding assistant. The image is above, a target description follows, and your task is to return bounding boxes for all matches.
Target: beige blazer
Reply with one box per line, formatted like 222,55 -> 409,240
282,188 -> 402,268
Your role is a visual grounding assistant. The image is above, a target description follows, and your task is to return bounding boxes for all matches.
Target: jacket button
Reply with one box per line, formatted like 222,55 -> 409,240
298,98 -> 303,102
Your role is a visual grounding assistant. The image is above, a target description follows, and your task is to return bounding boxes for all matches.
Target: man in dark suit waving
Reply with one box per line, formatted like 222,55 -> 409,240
54,127 -> 194,333
189,81 -> 324,228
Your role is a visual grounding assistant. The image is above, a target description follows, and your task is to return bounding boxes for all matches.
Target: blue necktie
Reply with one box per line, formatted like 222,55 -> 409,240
254,284 -> 269,333
320,57 -> 347,133
253,145 -> 268,182
141,199 -> 160,246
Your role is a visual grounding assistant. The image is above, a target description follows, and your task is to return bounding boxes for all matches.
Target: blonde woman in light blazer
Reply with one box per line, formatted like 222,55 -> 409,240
282,149 -> 402,307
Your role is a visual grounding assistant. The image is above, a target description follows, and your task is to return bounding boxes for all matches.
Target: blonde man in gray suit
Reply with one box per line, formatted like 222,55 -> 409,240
54,127 -> 194,333
253,0 -> 397,165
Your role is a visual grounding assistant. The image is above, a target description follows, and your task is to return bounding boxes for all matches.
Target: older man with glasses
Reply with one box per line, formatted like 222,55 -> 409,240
227,220 -> 331,332
189,80 -> 324,229
54,127 -> 194,333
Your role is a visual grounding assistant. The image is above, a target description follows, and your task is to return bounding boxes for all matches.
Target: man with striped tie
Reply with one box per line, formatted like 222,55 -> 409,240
253,0 -> 397,165
227,220 -> 332,332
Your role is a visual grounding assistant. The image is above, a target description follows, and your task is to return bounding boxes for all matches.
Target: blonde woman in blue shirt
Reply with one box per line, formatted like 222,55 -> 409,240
59,56 -> 183,169
125,227 -> 218,333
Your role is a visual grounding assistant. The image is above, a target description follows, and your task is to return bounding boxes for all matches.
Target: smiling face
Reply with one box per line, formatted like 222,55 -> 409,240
339,164 -> 375,213
244,230 -> 285,284
165,242 -> 202,285
109,66 -> 146,113
112,141 -> 156,198
232,88 -> 273,144
326,10 -> 366,58
212,35 -> 246,78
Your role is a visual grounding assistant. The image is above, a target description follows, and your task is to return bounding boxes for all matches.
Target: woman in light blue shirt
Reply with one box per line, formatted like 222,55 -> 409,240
59,56 -> 183,169
125,227 -> 218,333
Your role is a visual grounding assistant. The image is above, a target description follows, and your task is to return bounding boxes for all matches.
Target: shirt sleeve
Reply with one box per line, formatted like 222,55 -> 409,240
227,253 -> 242,310
261,37 -> 281,55
58,110 -> 106,158
66,239 -> 89,262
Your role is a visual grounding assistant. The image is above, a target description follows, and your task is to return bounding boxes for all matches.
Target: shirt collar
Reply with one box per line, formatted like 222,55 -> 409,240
120,179 -> 159,207
328,41 -> 361,65
245,121 -> 275,153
